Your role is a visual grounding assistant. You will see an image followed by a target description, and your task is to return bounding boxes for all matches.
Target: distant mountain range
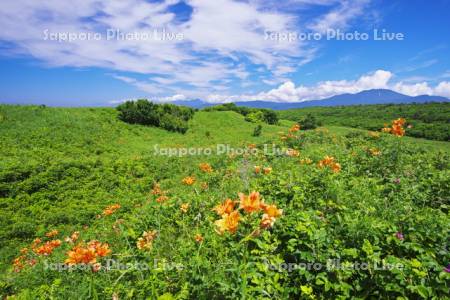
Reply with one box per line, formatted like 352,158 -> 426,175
172,89 -> 449,110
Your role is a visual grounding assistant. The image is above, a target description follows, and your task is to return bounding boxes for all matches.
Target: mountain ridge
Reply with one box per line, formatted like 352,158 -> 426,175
172,89 -> 449,110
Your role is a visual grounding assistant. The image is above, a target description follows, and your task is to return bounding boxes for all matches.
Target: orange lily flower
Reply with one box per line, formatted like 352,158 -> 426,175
215,210 -> 240,234
35,240 -> 61,256
65,231 -> 80,244
213,199 -> 235,216
263,167 -> 272,174
369,148 -> 381,156
88,240 -> 111,257
318,156 -> 341,173
260,214 -> 277,229
331,163 -> 341,173
300,158 -> 313,165
151,183 -> 162,195
65,246 -> 97,265
239,191 -> 262,213
194,234 -> 204,243
45,229 -> 59,238
103,204 -> 121,216
137,230 -> 158,250
180,203 -> 190,213
182,176 -> 195,185
156,195 -> 169,203
286,149 -> 300,157
199,163 -> 213,173
381,118 -> 406,136
288,124 -> 300,133
263,204 -> 283,218
254,165 -> 261,174
260,204 -> 283,229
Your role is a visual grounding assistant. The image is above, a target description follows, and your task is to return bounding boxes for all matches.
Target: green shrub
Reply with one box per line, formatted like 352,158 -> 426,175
204,103 -> 279,125
252,124 -> 262,136
261,109 -> 279,125
116,99 -> 194,133
245,111 -> 264,123
299,113 -> 321,130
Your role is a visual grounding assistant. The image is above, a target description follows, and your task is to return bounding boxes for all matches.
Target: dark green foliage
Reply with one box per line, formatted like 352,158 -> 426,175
298,113 -> 321,130
278,102 -> 450,141
261,109 -> 279,125
204,103 -> 279,124
116,99 -> 195,133
252,124 -> 262,136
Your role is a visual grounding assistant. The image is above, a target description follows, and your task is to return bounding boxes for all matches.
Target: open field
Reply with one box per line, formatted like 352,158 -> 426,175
278,103 -> 450,141
0,104 -> 449,299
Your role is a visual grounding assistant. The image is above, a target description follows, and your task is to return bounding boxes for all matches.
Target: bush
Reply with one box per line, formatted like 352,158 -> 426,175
245,111 -> 264,123
252,124 -> 262,136
205,104 -> 278,125
299,113 -> 321,130
261,109 -> 278,125
116,100 -> 194,133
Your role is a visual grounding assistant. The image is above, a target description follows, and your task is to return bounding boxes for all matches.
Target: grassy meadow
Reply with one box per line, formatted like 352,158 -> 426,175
0,104 -> 449,299
278,103 -> 450,141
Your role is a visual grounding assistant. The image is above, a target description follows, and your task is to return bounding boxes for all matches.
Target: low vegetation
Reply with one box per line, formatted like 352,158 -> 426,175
0,104 -> 449,299
116,99 -> 195,133
203,103 -> 279,125
278,102 -> 450,141
298,113 -> 322,130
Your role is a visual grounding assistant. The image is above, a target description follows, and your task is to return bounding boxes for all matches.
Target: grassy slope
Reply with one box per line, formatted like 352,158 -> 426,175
0,105 -> 288,269
278,102 -> 450,141
0,106 -> 287,159
327,126 -> 450,152
0,105 -> 448,254
0,105 -> 449,298
2,105 -> 447,164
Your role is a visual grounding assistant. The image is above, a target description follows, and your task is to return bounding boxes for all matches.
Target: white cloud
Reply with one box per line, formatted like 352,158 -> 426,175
434,81 -> 450,98
108,93 -> 188,105
9,0 -> 447,106
249,69 -> 392,102
110,74 -> 137,84
262,78 -> 285,86
399,59 -> 438,73
204,70 -> 450,103
112,74 -> 166,94
308,0 -> 370,32
392,82 -> 433,97
159,94 -> 187,102
0,0 -> 311,93
0,0 -> 382,100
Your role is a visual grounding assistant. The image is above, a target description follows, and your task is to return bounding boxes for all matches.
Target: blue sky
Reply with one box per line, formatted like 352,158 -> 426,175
0,0 -> 449,106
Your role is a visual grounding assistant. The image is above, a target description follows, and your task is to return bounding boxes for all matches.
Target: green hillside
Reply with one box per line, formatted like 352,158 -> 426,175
0,105 -> 449,299
278,102 -> 450,141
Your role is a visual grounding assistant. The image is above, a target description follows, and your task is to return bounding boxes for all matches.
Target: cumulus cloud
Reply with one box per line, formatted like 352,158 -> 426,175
163,94 -> 186,101
245,70 -> 391,103
9,0 -> 443,105
0,0 -> 377,98
204,70 -> 450,103
392,82 -> 433,97
0,0 -> 309,92
434,82 -> 450,98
